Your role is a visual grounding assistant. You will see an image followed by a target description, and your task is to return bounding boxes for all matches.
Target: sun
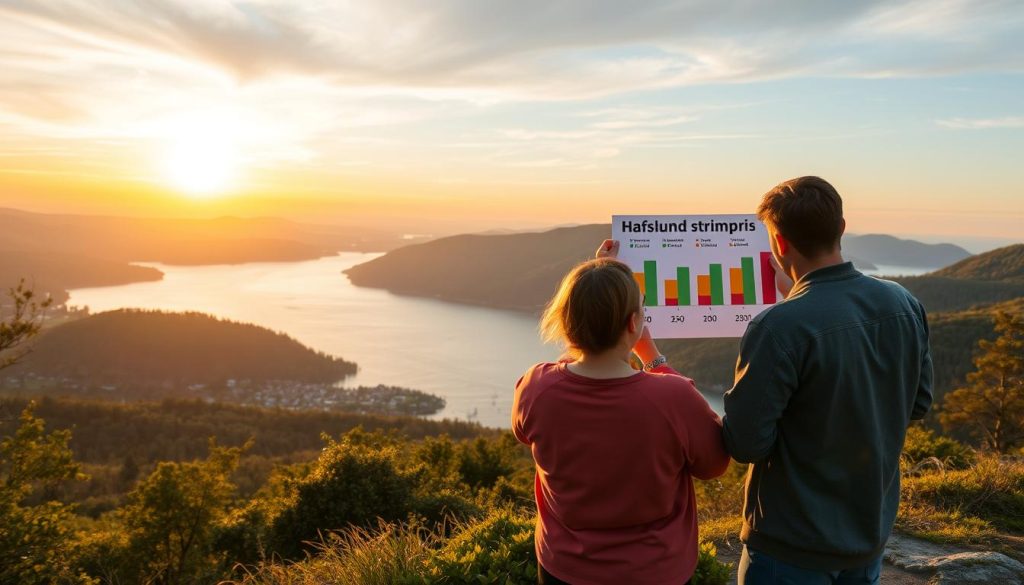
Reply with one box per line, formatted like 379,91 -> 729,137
158,113 -> 241,198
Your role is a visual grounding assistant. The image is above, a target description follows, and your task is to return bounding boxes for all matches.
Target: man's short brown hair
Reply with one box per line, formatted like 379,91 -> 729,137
757,176 -> 844,258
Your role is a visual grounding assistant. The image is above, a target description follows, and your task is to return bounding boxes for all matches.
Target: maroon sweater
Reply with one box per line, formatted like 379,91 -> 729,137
513,362 -> 729,585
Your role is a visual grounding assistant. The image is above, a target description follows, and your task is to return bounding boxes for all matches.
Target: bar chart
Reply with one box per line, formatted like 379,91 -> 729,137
632,253 -> 776,308
613,214 -> 780,338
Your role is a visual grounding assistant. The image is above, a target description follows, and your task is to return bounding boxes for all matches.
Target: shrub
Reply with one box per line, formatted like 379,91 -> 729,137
902,426 -> 975,470
425,508 -> 537,584
455,435 -> 521,490
693,540 -> 731,585
268,437 -> 421,560
410,488 -> 482,532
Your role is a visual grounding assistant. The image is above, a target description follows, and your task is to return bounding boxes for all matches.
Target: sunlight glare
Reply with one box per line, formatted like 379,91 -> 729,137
159,113 -> 241,198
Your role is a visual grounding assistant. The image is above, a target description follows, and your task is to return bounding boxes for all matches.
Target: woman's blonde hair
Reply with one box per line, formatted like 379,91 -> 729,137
540,258 -> 642,357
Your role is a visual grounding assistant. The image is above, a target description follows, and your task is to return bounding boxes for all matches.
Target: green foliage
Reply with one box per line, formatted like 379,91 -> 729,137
940,312 -> 1024,452
694,461 -> 746,534
425,508 -> 537,585
269,523 -> 431,585
0,279 -> 52,371
268,433 -> 420,560
898,453 -> 1024,545
902,455 -> 1024,534
901,426 -> 975,470
77,441 -> 245,585
0,403 -> 92,585
455,435 -> 521,491
693,541 -> 731,585
894,502 -> 996,544
0,396 -> 487,467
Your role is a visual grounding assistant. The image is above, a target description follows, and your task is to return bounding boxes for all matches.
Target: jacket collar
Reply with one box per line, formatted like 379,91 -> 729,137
789,261 -> 859,297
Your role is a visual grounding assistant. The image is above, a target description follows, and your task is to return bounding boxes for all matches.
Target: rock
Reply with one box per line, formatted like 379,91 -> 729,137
885,534 -> 1024,584
926,552 -> 1024,584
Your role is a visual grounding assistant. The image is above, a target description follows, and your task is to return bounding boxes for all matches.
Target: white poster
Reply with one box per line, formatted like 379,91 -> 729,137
612,214 -> 781,338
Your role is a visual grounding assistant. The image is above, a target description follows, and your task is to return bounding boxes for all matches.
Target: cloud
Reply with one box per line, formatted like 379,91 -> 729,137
0,0 -> 1022,184
936,117 -> 1024,129
2,0 -> 1022,103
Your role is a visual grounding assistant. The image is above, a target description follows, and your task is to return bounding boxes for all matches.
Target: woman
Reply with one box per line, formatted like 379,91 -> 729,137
513,240 -> 730,585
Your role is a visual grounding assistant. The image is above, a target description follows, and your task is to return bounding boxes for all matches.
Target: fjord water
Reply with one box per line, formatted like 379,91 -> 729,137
67,253 -> 565,428
67,253 -> 924,428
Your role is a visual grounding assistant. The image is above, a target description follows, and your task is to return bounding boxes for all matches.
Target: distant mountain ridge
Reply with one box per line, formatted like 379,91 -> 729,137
0,207 -> 406,303
844,234 -> 972,269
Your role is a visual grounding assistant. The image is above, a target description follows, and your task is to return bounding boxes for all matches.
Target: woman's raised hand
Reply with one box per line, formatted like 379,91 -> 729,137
595,239 -> 620,259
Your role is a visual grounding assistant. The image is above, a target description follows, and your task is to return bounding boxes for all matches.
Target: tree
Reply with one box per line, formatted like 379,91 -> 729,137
0,404 -> 92,585
0,279 -> 52,371
940,312 -> 1024,453
115,440 -> 245,585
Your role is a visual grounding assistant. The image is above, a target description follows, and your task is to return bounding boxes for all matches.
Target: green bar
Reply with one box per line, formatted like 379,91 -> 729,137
644,261 -> 658,306
677,267 -> 691,306
709,264 -> 724,305
741,257 -> 756,304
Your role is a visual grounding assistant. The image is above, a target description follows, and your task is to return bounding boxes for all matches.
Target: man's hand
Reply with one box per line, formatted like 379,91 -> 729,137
596,239 -> 619,259
771,256 -> 794,299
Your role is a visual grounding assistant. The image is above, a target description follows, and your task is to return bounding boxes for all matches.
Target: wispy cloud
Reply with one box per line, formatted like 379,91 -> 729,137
0,0 -> 1023,193
936,117 -> 1024,129
2,0 -> 1023,103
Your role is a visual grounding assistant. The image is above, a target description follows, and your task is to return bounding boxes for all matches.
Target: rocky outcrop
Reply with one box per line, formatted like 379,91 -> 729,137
885,534 -> 1024,585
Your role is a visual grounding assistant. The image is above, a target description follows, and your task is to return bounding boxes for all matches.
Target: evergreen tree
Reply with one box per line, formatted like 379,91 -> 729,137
940,312 -> 1024,453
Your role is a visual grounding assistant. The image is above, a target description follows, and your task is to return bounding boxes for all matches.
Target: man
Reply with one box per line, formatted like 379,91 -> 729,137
723,176 -> 933,585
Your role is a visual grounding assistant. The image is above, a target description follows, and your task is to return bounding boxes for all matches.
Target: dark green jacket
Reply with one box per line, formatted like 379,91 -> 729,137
722,261 -> 932,570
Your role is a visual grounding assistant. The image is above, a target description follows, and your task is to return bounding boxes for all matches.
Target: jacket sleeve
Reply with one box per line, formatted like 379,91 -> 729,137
722,321 -> 798,463
911,304 -> 934,421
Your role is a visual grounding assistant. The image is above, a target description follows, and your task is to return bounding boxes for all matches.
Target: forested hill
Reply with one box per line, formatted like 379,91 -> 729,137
930,243 -> 1024,281
3,309 -> 356,386
345,224 -> 611,312
894,244 -> 1024,314
344,224 -> 972,313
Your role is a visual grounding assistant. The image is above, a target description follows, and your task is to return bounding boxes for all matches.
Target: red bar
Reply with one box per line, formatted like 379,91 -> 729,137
698,295 -> 712,306
760,252 -> 777,304
665,298 -> 678,306
731,293 -> 745,305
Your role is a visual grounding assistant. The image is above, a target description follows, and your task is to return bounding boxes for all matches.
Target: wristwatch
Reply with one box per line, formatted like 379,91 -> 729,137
644,355 -> 668,371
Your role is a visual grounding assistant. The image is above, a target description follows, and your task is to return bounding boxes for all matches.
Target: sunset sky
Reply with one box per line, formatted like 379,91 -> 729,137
0,0 -> 1021,249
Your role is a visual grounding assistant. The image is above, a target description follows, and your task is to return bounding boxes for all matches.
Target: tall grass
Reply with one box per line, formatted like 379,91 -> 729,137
230,523 -> 431,585
898,454 -> 1024,543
